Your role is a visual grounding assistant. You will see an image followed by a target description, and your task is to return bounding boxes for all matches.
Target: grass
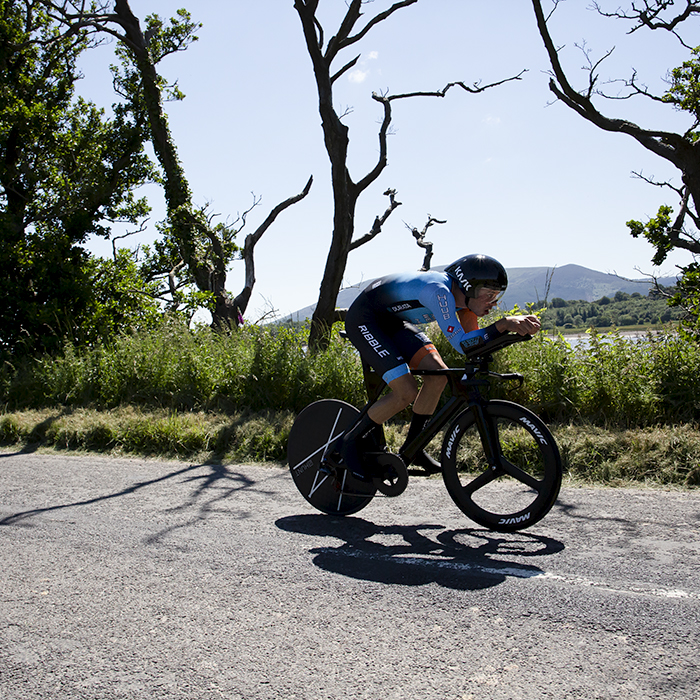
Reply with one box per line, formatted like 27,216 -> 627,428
2,320 -> 700,487
0,321 -> 366,414
0,407 -> 295,464
2,408 -> 698,487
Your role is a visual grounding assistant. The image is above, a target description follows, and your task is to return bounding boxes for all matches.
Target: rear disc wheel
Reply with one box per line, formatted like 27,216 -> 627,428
287,399 -> 376,515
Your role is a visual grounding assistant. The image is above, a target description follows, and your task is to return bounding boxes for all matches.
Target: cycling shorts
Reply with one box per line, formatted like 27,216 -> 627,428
344,299 -> 438,385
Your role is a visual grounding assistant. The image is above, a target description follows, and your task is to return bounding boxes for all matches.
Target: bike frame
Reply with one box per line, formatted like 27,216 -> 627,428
356,338 -> 527,469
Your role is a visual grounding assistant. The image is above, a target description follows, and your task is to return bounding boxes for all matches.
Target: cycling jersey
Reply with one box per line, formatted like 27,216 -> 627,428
345,270 -> 503,384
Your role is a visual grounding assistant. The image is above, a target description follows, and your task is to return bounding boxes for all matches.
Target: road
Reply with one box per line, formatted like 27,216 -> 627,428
1,451 -> 698,700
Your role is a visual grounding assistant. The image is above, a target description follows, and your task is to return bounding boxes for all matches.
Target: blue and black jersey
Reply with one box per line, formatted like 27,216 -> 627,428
345,270 -> 503,384
359,271 -> 501,352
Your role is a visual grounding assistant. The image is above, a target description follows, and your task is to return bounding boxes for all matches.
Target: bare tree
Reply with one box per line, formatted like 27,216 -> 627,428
294,0 -> 525,350
42,0 -> 312,328
531,0 -> 700,259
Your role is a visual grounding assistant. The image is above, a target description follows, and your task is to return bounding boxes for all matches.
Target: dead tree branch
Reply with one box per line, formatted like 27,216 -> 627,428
531,0 -> 698,199
349,189 -> 402,251
232,176 -> 314,321
405,215 -> 446,271
591,0 -> 700,47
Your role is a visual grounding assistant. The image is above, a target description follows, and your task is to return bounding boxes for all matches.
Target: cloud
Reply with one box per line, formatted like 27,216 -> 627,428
347,52 -> 378,83
349,69 -> 369,83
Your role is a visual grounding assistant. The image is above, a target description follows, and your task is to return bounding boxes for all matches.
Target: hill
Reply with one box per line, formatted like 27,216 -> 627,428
501,264 -> 677,310
282,263 -> 678,323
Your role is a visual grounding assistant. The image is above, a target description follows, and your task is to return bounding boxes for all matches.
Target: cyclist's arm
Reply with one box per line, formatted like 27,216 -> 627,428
493,315 -> 541,336
418,283 -> 505,353
458,317 -> 540,355
457,307 -> 479,332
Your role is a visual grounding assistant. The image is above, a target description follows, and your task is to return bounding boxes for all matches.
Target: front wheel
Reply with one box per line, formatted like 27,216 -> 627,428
441,400 -> 562,532
287,399 -> 376,515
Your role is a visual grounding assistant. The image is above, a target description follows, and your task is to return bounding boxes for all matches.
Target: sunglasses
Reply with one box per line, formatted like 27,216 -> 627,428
476,287 -> 504,303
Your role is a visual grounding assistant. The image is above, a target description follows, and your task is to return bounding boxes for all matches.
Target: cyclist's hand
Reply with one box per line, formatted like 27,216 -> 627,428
501,315 -> 541,336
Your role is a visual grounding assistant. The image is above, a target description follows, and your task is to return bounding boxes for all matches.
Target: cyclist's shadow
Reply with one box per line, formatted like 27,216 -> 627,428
276,514 -> 565,591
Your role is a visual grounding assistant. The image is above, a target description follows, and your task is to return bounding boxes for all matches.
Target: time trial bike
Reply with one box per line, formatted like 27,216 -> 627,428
287,332 -> 562,533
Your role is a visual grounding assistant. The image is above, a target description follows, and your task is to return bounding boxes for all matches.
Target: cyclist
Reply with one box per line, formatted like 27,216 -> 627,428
340,253 -> 541,479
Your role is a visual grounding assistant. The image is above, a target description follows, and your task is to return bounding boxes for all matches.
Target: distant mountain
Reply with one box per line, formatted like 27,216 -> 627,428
282,264 -> 678,323
285,281 -> 374,324
501,264 -> 677,310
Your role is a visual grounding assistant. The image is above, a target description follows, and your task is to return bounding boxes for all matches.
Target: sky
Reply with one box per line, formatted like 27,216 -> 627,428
78,0 -> 696,321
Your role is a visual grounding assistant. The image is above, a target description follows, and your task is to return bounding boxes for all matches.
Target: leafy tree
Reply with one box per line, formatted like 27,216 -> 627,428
0,0 -> 154,356
44,0 -> 312,329
81,249 -> 162,342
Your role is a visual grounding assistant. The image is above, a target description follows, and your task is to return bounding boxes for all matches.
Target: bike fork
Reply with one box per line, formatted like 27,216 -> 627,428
470,402 -> 501,471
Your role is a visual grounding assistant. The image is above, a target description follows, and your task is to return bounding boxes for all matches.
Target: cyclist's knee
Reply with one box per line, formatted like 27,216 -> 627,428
388,375 -> 419,407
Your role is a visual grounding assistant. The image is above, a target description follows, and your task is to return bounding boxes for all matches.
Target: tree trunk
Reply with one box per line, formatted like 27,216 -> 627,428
113,0 -> 191,212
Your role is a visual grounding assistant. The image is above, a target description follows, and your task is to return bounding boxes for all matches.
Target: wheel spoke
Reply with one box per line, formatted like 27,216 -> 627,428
308,469 -> 331,498
499,457 -> 543,491
336,469 -> 348,511
461,467 -> 499,496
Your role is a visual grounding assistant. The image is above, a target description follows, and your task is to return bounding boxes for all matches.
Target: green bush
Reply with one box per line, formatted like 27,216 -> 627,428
2,319 -> 700,428
482,329 -> 700,427
0,318 -> 365,414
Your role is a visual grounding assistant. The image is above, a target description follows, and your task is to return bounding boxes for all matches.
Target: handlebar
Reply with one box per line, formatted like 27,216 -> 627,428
461,332 -> 532,361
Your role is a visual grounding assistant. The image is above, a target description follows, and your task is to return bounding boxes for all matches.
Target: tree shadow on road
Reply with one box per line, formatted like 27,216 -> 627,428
142,464 -> 285,545
0,461 -> 272,531
276,513 -> 565,592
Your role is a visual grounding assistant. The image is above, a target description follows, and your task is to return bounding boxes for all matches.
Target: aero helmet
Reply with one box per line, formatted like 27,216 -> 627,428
444,254 -> 508,299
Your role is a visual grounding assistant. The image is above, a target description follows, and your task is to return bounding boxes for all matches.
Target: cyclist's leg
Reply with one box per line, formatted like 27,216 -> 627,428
411,349 -> 448,414
399,346 -> 449,473
350,320 -> 444,421
334,410 -> 381,481
366,373 -> 419,423
343,307 -> 425,478
346,317 -> 448,473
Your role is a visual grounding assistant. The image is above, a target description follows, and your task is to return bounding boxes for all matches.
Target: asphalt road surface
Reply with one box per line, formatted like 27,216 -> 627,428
1,451 -> 699,700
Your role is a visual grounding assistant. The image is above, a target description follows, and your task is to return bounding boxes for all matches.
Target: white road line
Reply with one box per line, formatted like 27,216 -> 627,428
320,549 -> 700,600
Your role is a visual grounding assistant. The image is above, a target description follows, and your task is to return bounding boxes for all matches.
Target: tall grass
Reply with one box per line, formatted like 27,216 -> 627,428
0,319 -> 365,414
0,407 -> 295,462
494,330 -> 700,426
2,319 -> 699,428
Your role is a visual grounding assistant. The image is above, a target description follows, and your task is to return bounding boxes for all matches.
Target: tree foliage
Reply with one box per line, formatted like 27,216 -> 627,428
540,290 -> 684,330
0,0 -> 155,356
44,0 -> 312,330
